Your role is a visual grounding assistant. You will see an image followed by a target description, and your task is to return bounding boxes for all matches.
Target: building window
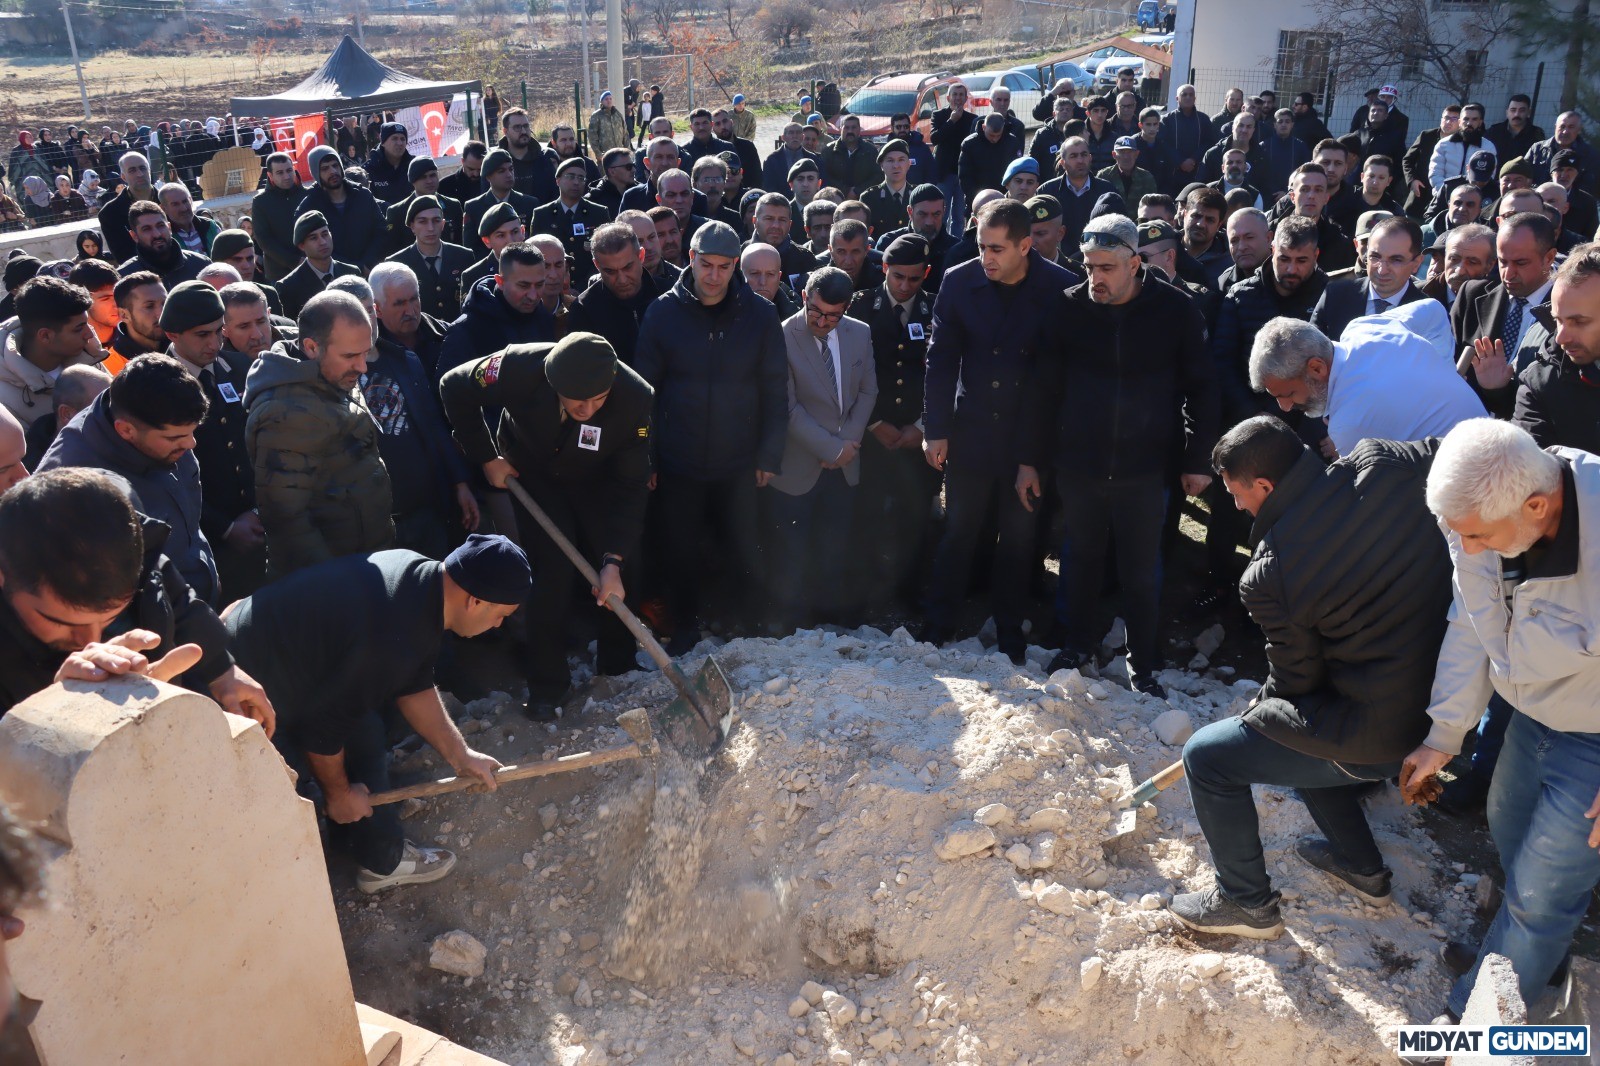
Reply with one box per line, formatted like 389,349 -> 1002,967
1276,30 -> 1339,110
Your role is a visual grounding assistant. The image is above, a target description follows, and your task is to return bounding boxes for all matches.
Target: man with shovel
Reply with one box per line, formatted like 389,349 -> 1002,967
440,332 -> 653,722
224,534 -> 528,893
1165,415 -> 1453,938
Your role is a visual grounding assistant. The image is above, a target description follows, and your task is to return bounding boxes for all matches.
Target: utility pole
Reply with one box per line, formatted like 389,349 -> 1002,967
579,0 -> 592,116
606,0 -> 623,114
61,0 -> 89,121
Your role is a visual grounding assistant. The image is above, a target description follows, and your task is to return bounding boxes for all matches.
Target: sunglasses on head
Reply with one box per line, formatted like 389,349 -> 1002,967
1080,231 -> 1136,253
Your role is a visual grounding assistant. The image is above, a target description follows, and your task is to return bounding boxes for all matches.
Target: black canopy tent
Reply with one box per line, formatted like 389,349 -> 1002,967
230,35 -> 485,140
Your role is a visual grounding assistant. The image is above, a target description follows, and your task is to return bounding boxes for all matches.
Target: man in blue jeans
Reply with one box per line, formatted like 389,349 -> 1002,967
1401,414 -> 1600,1029
1168,416 -> 1453,938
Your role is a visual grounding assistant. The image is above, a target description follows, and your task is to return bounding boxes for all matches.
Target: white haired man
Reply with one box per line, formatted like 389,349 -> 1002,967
1401,418 -> 1600,1035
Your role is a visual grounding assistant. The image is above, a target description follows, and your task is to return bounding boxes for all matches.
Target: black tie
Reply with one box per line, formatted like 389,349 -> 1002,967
897,304 -> 908,327
426,255 -> 440,278
317,272 -> 330,290
199,365 -> 215,390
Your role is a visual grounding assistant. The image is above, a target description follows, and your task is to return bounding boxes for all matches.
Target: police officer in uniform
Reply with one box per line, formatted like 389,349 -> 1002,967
386,195 -> 476,323
439,332 -> 653,721
160,280 -> 264,599
384,157 -> 465,255
530,156 -> 612,288
848,234 -> 940,609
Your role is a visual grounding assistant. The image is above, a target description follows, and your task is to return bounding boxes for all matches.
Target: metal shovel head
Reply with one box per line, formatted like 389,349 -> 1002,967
658,654 -> 735,755
1104,807 -> 1141,847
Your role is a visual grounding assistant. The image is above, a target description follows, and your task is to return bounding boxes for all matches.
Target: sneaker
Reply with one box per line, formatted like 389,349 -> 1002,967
1167,886 -> 1284,939
356,841 -> 457,894
1294,836 -> 1392,905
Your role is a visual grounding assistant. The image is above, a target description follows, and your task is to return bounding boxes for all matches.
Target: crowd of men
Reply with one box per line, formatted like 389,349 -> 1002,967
0,72 -> 1596,1040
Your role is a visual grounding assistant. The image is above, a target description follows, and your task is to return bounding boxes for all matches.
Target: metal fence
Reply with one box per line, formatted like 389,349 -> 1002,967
1188,64 -> 1559,139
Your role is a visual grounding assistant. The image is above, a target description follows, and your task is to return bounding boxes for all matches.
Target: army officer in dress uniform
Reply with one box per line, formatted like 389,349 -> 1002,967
439,332 -> 653,721
383,157 -> 465,254
847,233 -> 940,610
161,280 -> 264,600
385,195 -> 476,323
530,156 -> 612,288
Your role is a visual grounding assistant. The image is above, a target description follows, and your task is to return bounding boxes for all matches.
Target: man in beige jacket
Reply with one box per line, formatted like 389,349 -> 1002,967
0,276 -> 104,427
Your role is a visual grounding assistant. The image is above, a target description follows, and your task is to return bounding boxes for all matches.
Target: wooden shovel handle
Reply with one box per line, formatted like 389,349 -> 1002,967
368,741 -> 645,806
1150,759 -> 1187,791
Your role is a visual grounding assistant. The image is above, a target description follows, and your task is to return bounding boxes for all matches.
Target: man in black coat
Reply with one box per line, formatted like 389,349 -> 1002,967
929,82 -> 980,234
497,107 -> 558,204
370,263 -> 451,385
438,141 -> 487,205
1402,107 -> 1459,218
441,333 -> 653,717
1019,214 -> 1217,694
119,200 -> 208,289
632,221 -> 787,651
463,148 -> 540,254
1310,215 -> 1436,340
97,149 -> 156,264
1338,99 -> 1407,172
1513,248 -> 1600,452
847,234 -> 941,611
1037,137 -> 1116,248
1451,211 -> 1560,416
251,152 -> 306,283
1487,95 -> 1546,163
566,221 -> 663,368
957,114 -> 1023,205
921,199 -> 1080,658
276,212 -> 361,321
295,145 -> 387,273
364,121 -> 416,205
437,242 -> 557,382
0,468 -> 273,731
712,107 -> 764,194
1168,418 -> 1451,939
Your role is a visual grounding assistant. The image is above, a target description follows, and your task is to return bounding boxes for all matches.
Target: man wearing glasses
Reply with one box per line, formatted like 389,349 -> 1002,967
1018,213 -> 1218,697
497,107 -> 557,204
591,147 -> 643,219
766,267 -> 877,633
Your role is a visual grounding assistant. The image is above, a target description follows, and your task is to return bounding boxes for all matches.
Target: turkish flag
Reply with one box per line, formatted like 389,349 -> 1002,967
270,117 -> 295,157
292,115 -> 325,182
421,101 -> 448,158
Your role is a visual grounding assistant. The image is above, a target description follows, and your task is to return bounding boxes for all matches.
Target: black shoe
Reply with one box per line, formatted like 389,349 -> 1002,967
523,698 -> 562,722
1168,886 -> 1284,939
1294,836 -> 1392,905
1439,940 -> 1476,977
916,622 -> 953,647
1132,674 -> 1167,699
996,628 -> 1026,666
1046,647 -> 1091,675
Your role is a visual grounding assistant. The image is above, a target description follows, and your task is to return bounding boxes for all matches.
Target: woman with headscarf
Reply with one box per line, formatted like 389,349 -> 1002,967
74,230 -> 105,262
0,187 -> 26,233
47,174 -> 86,218
76,168 -> 103,210
71,131 -> 99,179
98,126 -> 118,162
251,126 -> 271,159
20,176 -> 53,222
7,132 -> 50,198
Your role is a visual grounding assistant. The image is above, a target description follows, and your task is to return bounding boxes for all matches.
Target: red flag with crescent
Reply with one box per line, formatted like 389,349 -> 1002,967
270,117 -> 295,157
421,101 -> 447,158
292,115 -> 325,181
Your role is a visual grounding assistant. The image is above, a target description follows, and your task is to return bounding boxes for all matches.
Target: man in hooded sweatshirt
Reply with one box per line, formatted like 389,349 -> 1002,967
243,289 -> 395,577
295,144 -> 387,273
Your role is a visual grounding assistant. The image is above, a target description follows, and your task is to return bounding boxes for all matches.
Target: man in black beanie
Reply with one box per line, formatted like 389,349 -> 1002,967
364,120 -> 416,205
226,533 -> 528,893
440,332 -> 653,720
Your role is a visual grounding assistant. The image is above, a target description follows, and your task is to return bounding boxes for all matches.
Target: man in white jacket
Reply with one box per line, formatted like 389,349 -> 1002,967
1401,419 -> 1600,1031
1429,103 -> 1497,190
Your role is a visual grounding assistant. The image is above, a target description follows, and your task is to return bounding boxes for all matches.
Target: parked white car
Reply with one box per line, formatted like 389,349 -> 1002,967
959,69 -> 1045,129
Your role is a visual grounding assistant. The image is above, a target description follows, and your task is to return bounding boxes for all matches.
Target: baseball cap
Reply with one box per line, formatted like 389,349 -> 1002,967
1467,151 -> 1496,180
1137,218 -> 1178,249
1354,210 -> 1394,238
1377,85 -> 1398,100
1113,136 -> 1139,151
1025,194 -> 1062,222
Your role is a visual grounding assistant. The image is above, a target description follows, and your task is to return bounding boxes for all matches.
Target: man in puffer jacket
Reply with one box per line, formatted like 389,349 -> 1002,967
244,290 -> 394,577
1170,416 -> 1452,940
0,276 -> 103,427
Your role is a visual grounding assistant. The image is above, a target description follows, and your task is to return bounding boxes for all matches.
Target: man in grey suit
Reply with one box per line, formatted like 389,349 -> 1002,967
767,267 -> 878,633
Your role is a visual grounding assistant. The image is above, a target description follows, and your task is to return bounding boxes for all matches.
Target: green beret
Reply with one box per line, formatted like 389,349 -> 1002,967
883,233 -> 930,267
209,228 -> 253,262
1025,194 -> 1062,223
293,211 -> 329,246
158,279 -> 225,334
406,195 -> 443,227
482,147 -> 514,176
787,157 -> 819,182
877,138 -> 910,163
478,201 -> 521,238
544,331 -> 617,399
555,155 -> 588,178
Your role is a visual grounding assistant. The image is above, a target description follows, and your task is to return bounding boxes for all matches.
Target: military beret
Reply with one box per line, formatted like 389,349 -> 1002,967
406,194 -> 443,227
159,279 -> 226,333
482,147 -> 514,176
555,155 -> 588,178
1136,218 -> 1178,249
293,211 -> 329,246
209,228 -> 253,261
908,183 -> 945,206
544,331 -> 618,399
478,201 -> 521,238
1499,156 -> 1535,180
1025,194 -> 1062,223
787,157 -> 819,182
883,233 -> 930,267
1003,157 -> 1039,185
877,138 -> 910,163
408,156 -> 438,182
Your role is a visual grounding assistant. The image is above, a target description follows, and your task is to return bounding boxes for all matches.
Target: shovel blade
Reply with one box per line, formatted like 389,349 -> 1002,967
657,655 -> 735,755
1103,807 -> 1141,846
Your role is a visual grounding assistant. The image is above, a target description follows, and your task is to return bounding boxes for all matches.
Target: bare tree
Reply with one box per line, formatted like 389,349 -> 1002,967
1310,0 -> 1518,103
620,0 -> 644,44
758,0 -> 812,48
719,0 -> 752,39
839,0 -> 883,33
642,0 -> 683,43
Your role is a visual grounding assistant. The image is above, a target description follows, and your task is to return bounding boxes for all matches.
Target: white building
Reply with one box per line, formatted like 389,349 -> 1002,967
1168,0 -> 1574,133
